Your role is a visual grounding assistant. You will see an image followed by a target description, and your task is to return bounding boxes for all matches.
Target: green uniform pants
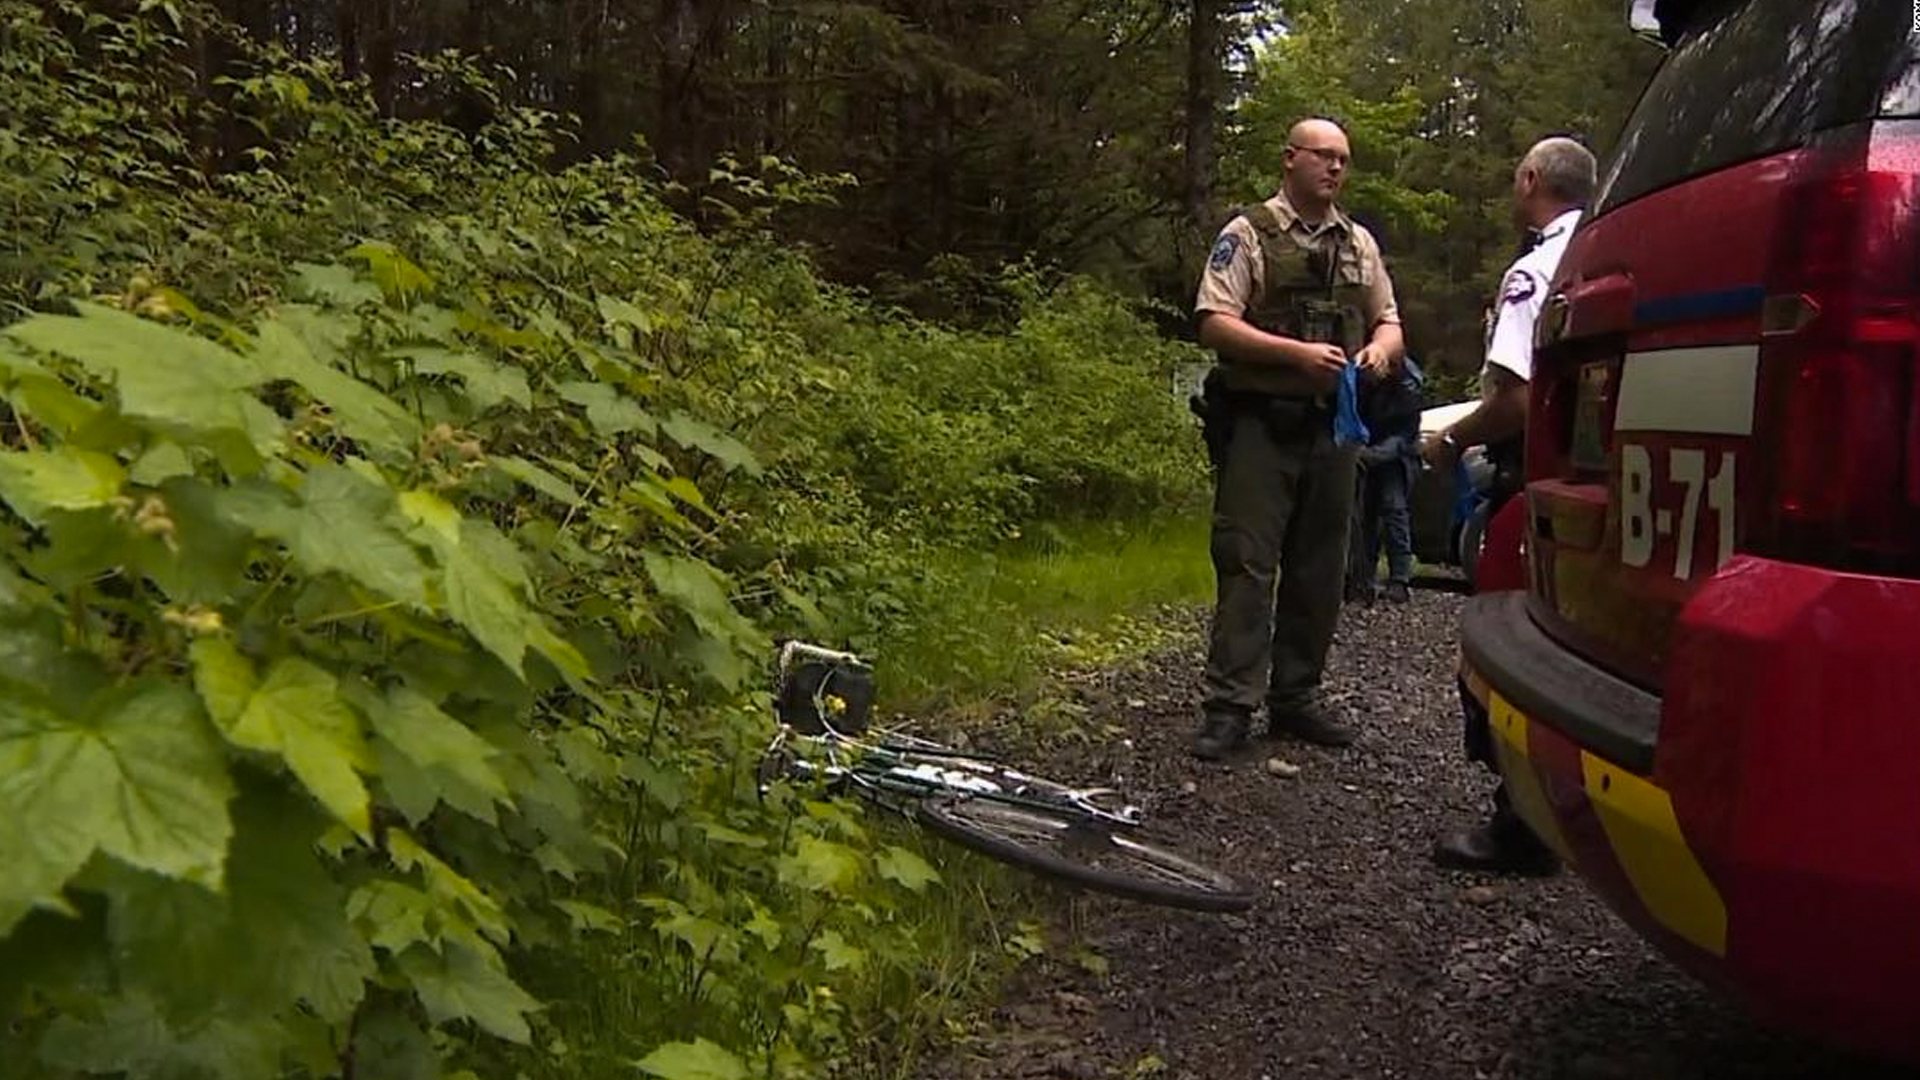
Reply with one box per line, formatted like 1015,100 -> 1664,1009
1202,397 -> 1357,715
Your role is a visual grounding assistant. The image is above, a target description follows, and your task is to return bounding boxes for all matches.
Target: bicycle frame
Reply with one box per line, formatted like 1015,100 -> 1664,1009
766,640 -> 1144,828
760,641 -> 1255,914
761,722 -> 1144,829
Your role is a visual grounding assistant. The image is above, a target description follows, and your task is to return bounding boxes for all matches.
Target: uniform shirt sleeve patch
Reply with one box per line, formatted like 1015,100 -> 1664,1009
1209,233 -> 1242,271
1501,270 -> 1538,305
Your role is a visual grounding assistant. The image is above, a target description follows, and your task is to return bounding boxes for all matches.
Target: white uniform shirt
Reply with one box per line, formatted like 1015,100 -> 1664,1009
1484,209 -> 1581,383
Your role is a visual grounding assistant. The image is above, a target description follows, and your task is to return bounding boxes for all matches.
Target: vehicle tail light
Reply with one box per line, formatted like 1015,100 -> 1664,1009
1752,124 -> 1920,576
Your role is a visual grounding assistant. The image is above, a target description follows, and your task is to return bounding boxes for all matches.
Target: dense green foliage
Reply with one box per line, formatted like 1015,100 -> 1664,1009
0,5 -> 1205,1078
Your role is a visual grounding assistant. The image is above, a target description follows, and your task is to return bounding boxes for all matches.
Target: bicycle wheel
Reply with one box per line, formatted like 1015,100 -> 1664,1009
915,796 -> 1256,913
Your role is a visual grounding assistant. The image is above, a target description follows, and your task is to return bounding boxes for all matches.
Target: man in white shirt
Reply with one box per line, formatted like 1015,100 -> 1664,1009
1422,136 -> 1596,874
1424,138 -> 1590,463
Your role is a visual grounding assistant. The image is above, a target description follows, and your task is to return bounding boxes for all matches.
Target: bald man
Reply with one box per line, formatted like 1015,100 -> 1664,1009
1423,136 -> 1597,874
1189,118 -> 1406,760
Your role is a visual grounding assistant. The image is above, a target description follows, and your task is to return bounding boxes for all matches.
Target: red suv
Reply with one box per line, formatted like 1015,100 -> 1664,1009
1461,0 -> 1920,1061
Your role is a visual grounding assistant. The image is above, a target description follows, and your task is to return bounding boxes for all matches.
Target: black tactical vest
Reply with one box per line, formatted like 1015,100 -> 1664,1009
1223,202 -> 1371,396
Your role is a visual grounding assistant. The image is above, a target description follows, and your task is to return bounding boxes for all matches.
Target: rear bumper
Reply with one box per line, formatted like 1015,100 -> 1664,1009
1461,592 -> 1658,772
1462,556 -> 1920,1062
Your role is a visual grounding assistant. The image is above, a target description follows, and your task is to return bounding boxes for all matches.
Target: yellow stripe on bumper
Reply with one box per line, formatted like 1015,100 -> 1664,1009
1487,693 -> 1576,864
1581,754 -> 1728,957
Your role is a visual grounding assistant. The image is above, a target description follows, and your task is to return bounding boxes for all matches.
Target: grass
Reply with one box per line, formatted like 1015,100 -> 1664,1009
834,511 -> 1216,1075
875,511 -> 1214,714
531,511 -> 1213,1080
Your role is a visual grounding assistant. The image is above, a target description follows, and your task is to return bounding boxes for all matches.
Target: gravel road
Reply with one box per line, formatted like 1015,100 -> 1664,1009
920,588 -> 1920,1080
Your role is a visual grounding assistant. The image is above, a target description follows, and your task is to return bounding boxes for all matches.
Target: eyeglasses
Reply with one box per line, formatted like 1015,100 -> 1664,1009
1288,144 -> 1350,168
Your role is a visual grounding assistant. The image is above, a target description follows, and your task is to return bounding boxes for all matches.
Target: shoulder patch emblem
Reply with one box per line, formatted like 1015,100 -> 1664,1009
1209,233 -> 1242,271
1502,270 -> 1537,305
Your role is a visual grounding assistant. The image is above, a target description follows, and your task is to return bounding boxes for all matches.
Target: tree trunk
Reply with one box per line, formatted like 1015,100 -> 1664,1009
929,81 -> 954,252
232,0 -> 273,42
290,0 -> 311,59
366,0 -> 398,114
1182,0 -> 1223,231
451,0 -> 489,132
462,0 -> 486,61
658,0 -> 701,177
337,0 -> 361,82
761,7 -> 788,155
571,0 -> 611,156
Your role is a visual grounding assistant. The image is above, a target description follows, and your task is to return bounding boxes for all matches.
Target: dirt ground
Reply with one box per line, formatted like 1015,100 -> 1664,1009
920,590 -> 1920,1080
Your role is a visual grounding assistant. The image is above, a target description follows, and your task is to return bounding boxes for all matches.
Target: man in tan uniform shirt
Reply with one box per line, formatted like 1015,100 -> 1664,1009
1189,117 -> 1405,760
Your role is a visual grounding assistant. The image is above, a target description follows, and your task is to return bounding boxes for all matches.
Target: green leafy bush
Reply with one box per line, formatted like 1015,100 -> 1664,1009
0,4 -> 1204,1077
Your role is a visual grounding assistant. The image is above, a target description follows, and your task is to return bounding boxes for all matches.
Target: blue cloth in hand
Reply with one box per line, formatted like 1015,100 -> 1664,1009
1333,358 -> 1371,448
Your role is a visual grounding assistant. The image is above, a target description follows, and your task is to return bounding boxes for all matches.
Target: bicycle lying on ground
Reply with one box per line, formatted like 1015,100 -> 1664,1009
758,642 -> 1256,913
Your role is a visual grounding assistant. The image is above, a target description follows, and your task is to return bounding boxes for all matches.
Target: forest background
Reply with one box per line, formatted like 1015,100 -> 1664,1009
224,0 -> 1659,366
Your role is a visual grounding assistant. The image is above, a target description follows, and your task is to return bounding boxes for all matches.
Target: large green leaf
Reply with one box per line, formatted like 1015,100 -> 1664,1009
641,552 -> 749,643
291,263 -> 382,308
395,347 -> 530,411
0,681 -> 233,935
647,900 -> 740,967
24,506 -> 136,594
0,558 -> 53,615
104,785 -> 374,1025
811,928 -> 866,972
0,616 -> 101,716
636,1039 -> 749,1080
189,637 -> 256,729
135,477 -> 253,603
0,445 -> 126,525
252,320 -> 420,453
5,304 -> 281,455
86,684 -> 235,886
399,490 -> 537,676
396,942 -> 539,1045
222,465 -> 429,607
660,412 -> 761,476
346,879 -> 434,956
396,489 -> 461,544
349,1007 -> 442,1080
553,899 -> 623,934
226,657 -> 373,838
491,455 -> 582,506
129,442 -> 194,487
38,993 -> 281,1080
0,695 -> 101,933
774,835 -> 862,896
442,544 -> 531,675
595,293 -> 654,336
370,688 -> 510,825
556,380 -> 655,436
875,845 -> 942,893
461,519 -> 532,593
643,552 -> 763,689
348,242 -> 437,301
387,829 -> 510,946
212,786 -> 376,1021
7,370 -> 107,441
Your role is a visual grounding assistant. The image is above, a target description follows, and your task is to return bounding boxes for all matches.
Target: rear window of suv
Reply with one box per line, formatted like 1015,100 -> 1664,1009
1594,0 -> 1920,215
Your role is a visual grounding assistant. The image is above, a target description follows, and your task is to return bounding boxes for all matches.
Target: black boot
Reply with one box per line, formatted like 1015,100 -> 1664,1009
1266,699 -> 1356,748
1190,708 -> 1252,760
1383,581 -> 1411,604
1433,806 -> 1559,876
